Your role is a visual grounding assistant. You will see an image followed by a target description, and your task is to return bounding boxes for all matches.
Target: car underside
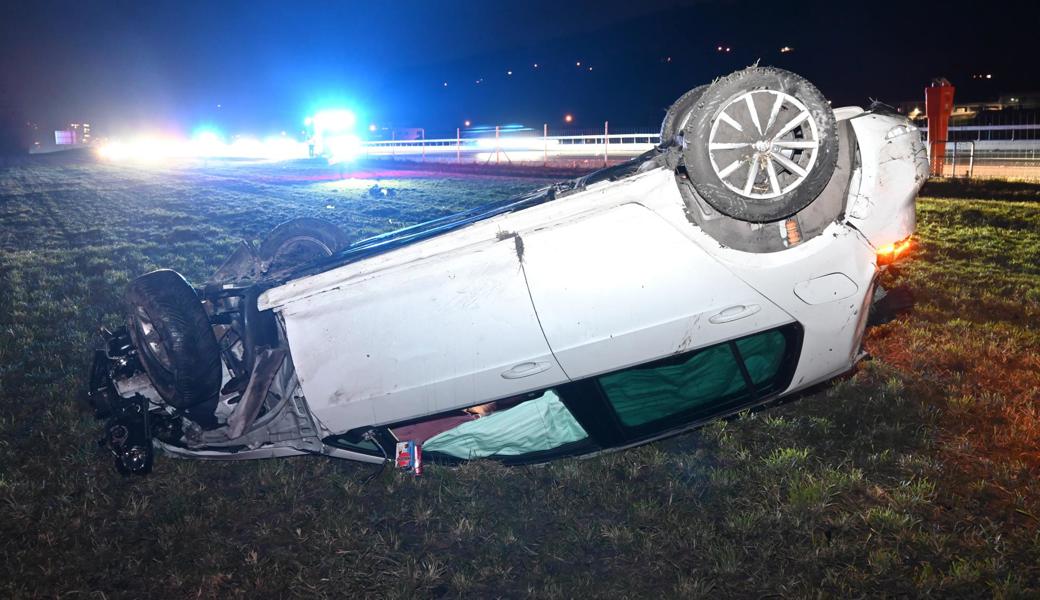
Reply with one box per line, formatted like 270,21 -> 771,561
87,67 -> 928,475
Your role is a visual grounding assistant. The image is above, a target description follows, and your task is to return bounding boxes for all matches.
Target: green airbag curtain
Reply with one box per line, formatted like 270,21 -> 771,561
601,330 -> 786,428
424,390 -> 587,459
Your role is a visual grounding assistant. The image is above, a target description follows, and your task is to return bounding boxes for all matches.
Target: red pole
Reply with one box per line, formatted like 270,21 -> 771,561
925,79 -> 955,177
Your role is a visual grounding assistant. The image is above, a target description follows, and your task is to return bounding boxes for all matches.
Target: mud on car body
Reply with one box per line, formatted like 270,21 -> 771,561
87,67 -> 928,474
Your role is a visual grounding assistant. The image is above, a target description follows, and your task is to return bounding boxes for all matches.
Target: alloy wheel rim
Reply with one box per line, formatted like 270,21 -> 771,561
135,306 -> 173,372
707,89 -> 821,200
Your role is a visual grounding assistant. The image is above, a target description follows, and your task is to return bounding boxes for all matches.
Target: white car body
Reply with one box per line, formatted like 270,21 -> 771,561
94,97 -> 927,472
200,107 -> 924,464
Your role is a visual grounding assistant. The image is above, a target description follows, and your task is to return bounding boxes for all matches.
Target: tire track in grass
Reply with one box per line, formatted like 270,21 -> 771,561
0,161 -> 91,445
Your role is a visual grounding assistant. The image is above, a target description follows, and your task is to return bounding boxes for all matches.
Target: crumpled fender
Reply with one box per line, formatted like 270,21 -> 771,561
844,112 -> 929,249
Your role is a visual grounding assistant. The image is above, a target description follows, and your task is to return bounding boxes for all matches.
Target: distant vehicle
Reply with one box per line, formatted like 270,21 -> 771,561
304,109 -> 362,162
88,67 -> 928,474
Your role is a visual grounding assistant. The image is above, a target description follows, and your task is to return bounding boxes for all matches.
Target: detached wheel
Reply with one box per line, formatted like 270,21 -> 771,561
682,67 -> 838,223
660,84 -> 708,147
258,217 -> 348,273
126,269 -> 221,429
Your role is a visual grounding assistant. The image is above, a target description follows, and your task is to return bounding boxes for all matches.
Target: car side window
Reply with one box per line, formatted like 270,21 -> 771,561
422,389 -> 589,460
330,388 -> 598,465
598,329 -> 789,429
735,329 -> 788,389
329,328 -> 796,462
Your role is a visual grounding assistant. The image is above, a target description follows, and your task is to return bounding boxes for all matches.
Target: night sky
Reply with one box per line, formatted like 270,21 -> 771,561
1,0 -> 1038,145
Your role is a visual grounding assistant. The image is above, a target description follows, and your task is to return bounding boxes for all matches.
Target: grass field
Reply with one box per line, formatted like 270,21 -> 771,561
1,153 -> 1039,598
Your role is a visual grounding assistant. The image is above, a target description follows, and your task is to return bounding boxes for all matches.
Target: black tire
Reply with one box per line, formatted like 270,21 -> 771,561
126,269 -> 221,429
258,217 -> 349,272
660,84 -> 708,147
681,67 -> 838,223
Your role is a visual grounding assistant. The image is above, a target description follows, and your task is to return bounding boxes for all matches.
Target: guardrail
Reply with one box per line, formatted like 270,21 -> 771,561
926,126 -> 1040,179
361,123 -> 1040,179
361,127 -> 661,167
940,123 -> 1040,141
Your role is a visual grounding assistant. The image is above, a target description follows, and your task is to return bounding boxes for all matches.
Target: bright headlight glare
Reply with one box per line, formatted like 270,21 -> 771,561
326,134 -> 362,164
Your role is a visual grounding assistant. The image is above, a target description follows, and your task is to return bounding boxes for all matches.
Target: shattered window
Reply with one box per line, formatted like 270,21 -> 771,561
422,390 -> 588,459
599,330 -> 787,428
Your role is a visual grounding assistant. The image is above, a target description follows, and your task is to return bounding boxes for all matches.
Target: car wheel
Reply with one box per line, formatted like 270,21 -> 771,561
660,84 -> 708,147
681,67 -> 838,223
126,269 -> 221,428
258,217 -> 349,272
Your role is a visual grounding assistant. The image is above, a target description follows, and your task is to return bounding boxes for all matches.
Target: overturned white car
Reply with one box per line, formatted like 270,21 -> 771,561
88,67 -> 928,474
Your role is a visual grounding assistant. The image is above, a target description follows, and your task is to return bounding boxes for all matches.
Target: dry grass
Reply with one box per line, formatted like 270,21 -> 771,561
1,155 -> 1038,598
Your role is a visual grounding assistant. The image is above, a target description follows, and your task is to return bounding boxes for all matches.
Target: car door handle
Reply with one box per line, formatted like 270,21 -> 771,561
709,304 -> 761,324
501,361 -> 553,379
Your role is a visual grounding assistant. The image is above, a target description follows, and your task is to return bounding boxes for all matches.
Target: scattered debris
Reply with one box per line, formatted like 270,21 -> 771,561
368,184 -> 398,198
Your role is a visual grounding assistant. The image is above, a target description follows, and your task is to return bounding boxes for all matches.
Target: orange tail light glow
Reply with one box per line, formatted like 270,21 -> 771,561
876,236 -> 913,266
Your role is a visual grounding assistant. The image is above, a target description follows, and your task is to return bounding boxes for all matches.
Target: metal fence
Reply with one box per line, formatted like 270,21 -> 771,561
928,125 -> 1040,180
360,123 -> 1040,180
361,124 -> 660,169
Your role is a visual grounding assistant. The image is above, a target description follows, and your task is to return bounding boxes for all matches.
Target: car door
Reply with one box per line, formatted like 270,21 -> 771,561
268,235 -> 569,432
327,323 -> 802,465
518,201 -> 794,381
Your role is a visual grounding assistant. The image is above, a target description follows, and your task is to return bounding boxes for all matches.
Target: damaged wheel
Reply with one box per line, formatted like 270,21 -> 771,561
258,217 -> 348,273
660,84 -> 707,147
126,269 -> 222,428
682,67 -> 838,223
